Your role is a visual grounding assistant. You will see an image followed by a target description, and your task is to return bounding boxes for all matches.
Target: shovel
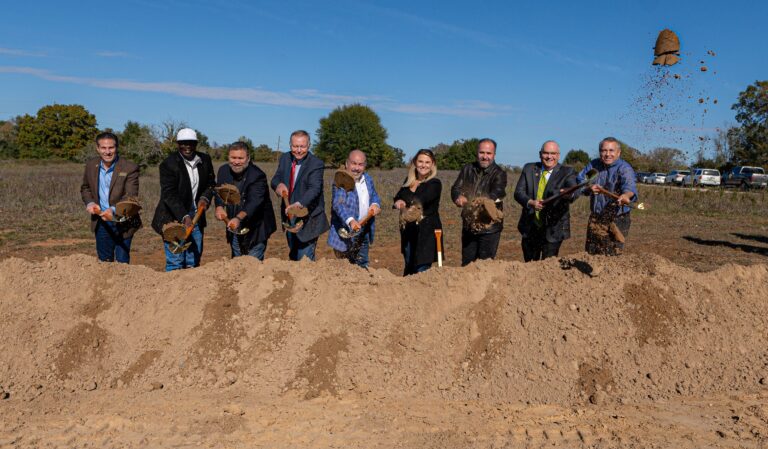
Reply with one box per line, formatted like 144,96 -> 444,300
541,168 -> 598,206
214,184 -> 249,235
338,208 -> 376,239
167,203 -> 207,254
594,186 -> 646,210
280,191 -> 304,233
434,229 -> 443,267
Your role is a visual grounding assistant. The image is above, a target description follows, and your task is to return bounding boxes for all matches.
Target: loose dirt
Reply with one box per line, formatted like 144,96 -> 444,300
1,252 -> 767,447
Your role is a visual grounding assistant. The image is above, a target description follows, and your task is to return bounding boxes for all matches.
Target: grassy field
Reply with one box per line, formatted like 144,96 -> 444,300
1,159 -> 767,272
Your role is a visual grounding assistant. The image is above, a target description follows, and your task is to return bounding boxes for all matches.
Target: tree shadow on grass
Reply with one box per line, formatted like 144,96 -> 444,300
731,233 -> 768,245
683,236 -> 768,257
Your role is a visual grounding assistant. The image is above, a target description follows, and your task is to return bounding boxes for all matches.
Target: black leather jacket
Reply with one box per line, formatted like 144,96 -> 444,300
451,162 -> 508,234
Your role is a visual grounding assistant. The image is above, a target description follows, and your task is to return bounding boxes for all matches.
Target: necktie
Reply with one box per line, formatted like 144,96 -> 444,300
535,170 -> 549,226
288,160 -> 297,197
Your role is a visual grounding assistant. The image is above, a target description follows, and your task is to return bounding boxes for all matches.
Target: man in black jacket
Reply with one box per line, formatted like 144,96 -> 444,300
451,138 -> 508,266
151,128 -> 216,271
214,141 -> 276,260
514,140 -> 578,261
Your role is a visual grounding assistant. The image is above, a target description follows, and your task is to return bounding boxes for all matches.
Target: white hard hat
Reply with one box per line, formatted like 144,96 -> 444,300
176,128 -> 198,142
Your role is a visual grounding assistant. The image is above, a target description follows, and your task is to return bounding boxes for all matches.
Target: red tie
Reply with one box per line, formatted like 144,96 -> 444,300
289,160 -> 297,197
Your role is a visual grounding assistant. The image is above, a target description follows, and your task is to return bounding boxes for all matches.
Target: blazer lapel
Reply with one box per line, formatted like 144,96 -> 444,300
109,157 -> 122,192
533,162 -> 542,198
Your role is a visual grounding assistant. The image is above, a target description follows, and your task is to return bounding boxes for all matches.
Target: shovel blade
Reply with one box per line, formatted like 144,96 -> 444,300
168,240 -> 192,254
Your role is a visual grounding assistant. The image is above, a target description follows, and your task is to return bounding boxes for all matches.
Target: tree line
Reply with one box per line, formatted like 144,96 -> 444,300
0,80 -> 766,172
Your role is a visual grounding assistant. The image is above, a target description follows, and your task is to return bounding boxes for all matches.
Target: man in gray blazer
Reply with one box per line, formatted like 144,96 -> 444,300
514,140 -> 578,261
271,130 -> 329,261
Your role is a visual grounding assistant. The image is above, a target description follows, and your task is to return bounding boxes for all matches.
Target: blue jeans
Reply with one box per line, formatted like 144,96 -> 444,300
231,237 -> 267,261
164,225 -> 203,271
95,221 -> 132,263
334,234 -> 370,268
286,233 -> 317,261
403,239 -> 431,276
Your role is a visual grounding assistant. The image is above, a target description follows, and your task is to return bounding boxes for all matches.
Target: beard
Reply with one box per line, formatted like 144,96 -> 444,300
230,163 -> 248,174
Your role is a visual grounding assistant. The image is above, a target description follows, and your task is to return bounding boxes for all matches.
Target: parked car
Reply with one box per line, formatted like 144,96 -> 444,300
636,172 -> 650,183
722,166 -> 768,189
665,170 -> 690,185
682,168 -> 721,187
647,173 -> 666,184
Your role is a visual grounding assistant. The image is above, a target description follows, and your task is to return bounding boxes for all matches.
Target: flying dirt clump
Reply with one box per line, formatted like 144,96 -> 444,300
652,29 -> 681,66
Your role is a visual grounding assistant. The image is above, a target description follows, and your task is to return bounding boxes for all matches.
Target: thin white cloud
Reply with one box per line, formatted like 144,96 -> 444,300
95,51 -> 134,58
0,66 -> 511,118
0,47 -> 47,57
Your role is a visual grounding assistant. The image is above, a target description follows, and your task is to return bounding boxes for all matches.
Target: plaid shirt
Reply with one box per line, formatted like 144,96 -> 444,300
327,172 -> 381,252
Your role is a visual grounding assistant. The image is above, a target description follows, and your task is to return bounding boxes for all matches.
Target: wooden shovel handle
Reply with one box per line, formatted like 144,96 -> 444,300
184,202 -> 207,240
434,229 -> 443,253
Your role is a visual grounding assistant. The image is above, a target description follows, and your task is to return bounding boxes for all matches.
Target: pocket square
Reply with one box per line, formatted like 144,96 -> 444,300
118,172 -> 127,177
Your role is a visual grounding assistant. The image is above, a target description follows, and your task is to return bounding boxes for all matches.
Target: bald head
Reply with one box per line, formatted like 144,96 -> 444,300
539,140 -> 560,170
346,149 -> 367,179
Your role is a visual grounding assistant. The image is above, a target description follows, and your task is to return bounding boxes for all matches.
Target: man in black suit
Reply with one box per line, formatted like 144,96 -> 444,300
151,128 -> 216,271
214,141 -> 276,260
514,140 -> 578,262
270,130 -> 329,261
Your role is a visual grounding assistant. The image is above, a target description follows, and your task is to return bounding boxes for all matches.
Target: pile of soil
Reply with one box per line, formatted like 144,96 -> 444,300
1,253 -> 766,407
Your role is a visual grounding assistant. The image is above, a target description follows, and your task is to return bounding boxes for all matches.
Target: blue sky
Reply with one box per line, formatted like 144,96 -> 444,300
1,0 -> 765,166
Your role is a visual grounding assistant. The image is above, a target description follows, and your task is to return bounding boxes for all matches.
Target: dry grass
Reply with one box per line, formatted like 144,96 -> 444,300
1,159 -> 766,253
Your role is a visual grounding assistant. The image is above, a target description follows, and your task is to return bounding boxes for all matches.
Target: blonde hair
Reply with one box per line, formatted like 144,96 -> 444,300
402,149 -> 437,188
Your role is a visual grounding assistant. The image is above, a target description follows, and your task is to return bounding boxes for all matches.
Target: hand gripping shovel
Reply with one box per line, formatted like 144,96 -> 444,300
166,203 -> 207,254
281,191 -> 306,234
338,208 -> 375,239
215,184 -> 249,235
540,168 -> 599,206
594,185 -> 646,210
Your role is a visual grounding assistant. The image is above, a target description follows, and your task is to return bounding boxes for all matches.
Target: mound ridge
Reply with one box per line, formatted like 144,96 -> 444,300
1,253 -> 766,406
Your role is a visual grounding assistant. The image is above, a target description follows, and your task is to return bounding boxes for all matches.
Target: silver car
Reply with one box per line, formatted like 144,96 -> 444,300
683,168 -> 721,187
665,169 -> 690,185
644,172 -> 666,184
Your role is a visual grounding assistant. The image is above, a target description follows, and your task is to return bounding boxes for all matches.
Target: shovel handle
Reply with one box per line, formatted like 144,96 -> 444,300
184,202 -> 207,240
434,229 -> 443,267
281,191 -> 294,219
594,186 -> 645,210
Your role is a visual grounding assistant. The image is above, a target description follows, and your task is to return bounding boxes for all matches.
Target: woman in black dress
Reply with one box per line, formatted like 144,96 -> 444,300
393,149 -> 443,276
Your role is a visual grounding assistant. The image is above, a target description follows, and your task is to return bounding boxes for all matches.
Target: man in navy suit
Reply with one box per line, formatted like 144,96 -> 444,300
270,130 -> 329,261
151,128 -> 216,271
214,141 -> 276,260
327,149 -> 381,268
514,140 -> 578,262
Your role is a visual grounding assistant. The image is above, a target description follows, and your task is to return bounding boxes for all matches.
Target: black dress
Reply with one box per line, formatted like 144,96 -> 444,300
394,178 -> 444,272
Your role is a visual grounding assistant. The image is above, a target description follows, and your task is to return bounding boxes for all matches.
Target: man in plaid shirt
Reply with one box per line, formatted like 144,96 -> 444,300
327,149 -> 382,268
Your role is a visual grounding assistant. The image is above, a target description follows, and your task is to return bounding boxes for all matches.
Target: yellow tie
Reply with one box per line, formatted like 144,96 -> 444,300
535,170 -> 549,226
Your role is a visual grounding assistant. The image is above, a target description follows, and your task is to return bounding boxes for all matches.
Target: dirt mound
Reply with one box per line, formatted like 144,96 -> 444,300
0,253 -> 767,407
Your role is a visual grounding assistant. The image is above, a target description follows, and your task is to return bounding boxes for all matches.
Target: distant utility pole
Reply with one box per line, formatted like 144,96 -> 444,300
276,136 -> 281,152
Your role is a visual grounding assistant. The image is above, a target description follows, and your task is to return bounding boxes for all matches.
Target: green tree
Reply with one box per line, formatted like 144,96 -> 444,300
253,143 -> 280,162
563,149 -> 590,166
0,118 -> 19,159
16,104 -> 98,159
433,138 -> 480,170
315,104 -> 400,168
119,121 -> 163,169
731,80 -> 768,166
642,146 -> 687,172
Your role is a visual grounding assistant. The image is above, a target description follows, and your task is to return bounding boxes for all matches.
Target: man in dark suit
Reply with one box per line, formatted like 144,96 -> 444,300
270,129 -> 329,261
214,141 -> 276,260
151,128 -> 216,271
514,140 -> 578,262
81,132 -> 141,263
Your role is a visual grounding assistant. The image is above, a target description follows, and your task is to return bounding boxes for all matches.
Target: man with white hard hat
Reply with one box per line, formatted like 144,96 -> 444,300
151,127 -> 216,270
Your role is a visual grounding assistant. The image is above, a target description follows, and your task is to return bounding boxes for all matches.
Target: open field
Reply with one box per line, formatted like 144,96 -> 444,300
1,160 -> 768,448
1,160 -> 767,272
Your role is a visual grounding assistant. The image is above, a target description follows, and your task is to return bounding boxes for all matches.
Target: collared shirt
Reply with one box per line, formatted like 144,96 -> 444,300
183,154 -> 202,209
98,157 -> 117,213
577,158 -> 638,215
355,175 -> 370,220
290,156 -> 303,191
